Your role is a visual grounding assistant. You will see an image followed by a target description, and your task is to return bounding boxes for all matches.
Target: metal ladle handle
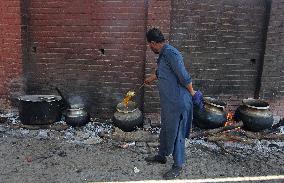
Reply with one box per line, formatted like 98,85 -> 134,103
136,83 -> 145,92
55,87 -> 71,109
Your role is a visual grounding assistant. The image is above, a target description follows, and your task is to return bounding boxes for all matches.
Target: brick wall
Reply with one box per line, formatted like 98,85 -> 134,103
0,0 -> 23,110
167,0 -> 269,112
144,0 -> 171,113
262,0 -> 284,117
24,0 -> 147,117
0,0 -> 283,119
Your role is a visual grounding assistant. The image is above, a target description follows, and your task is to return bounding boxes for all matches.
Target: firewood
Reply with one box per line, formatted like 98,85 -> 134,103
243,131 -> 284,140
207,134 -> 244,142
190,121 -> 244,138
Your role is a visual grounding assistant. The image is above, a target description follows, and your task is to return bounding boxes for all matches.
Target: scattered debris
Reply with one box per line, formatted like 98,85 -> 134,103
83,137 -> 103,145
119,142 -> 135,149
36,130 -> 49,140
25,156 -> 32,163
100,127 -> 159,142
133,167 -> 140,173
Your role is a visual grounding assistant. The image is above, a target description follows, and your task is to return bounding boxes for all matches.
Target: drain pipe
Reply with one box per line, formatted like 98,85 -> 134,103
254,0 -> 272,99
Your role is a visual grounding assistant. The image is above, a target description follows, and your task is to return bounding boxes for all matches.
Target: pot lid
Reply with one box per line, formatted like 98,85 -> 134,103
18,95 -> 62,102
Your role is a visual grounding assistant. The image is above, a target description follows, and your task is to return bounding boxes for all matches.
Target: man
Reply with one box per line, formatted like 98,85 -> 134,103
144,28 -> 196,179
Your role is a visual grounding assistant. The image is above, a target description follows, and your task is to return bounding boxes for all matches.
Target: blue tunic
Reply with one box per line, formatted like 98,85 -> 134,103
156,44 -> 193,166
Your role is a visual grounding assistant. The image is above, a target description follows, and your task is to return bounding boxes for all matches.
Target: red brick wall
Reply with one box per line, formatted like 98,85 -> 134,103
0,0 -> 283,119
0,0 -> 23,109
24,0 -> 147,117
262,0 -> 284,117
144,0 -> 171,113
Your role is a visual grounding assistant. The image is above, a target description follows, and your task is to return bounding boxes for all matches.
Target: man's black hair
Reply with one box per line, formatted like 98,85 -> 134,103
146,28 -> 165,43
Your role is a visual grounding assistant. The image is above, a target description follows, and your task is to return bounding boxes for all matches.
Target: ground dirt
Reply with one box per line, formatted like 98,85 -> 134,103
0,113 -> 283,183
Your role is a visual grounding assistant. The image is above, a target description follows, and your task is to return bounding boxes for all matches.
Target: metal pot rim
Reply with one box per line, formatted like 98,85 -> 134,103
242,98 -> 270,110
69,103 -> 85,109
66,107 -> 85,111
116,101 -> 137,113
63,110 -> 87,117
203,97 -> 226,110
18,95 -> 62,102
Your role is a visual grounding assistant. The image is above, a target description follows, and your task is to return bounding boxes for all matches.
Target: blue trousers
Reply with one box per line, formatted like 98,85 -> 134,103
158,110 -> 190,167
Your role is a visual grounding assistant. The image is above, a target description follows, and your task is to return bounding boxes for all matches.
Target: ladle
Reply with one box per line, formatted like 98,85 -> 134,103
55,87 -> 71,109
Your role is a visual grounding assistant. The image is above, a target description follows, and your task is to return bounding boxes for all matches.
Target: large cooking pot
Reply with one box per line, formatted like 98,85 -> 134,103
193,97 -> 227,129
62,107 -> 90,127
18,95 -> 63,125
112,101 -> 143,132
235,98 -> 273,132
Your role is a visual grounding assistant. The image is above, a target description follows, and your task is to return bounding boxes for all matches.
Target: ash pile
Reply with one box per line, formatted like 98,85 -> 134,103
0,110 -> 284,158
0,111 -> 111,145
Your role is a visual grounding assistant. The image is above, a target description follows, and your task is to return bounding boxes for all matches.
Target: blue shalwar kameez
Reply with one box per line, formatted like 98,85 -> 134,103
156,44 -> 193,167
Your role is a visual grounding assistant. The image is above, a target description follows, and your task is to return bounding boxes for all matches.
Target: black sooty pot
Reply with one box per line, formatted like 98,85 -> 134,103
194,97 -> 227,129
18,95 -> 63,125
235,98 -> 273,132
112,101 -> 143,132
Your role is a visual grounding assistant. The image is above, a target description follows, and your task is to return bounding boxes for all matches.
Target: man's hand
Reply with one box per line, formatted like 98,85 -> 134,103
144,74 -> 157,85
190,90 -> 197,96
186,83 -> 196,96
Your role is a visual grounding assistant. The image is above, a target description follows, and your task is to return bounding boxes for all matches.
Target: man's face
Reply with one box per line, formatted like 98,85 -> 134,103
148,41 -> 159,54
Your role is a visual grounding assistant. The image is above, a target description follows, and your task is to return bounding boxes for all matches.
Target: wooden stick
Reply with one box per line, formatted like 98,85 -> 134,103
243,131 -> 284,140
190,121 -> 244,139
